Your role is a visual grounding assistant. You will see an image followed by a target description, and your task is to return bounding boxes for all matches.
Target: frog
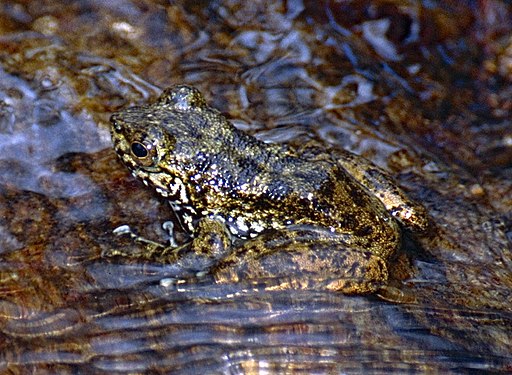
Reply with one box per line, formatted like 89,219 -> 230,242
109,85 -> 428,294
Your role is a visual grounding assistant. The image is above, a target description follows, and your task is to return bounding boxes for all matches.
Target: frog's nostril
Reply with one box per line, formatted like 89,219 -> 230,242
110,115 -> 124,133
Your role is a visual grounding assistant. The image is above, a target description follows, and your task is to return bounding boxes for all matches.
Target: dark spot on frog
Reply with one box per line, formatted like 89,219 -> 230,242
355,225 -> 374,237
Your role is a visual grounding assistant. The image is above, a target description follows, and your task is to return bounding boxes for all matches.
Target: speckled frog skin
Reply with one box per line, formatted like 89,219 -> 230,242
109,85 -> 428,294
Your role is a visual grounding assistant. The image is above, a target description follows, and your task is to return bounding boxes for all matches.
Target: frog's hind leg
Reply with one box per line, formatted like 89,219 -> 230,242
334,149 -> 428,232
211,228 -> 389,295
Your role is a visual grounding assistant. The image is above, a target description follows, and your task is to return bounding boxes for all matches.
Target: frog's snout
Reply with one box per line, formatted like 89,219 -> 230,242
110,113 -> 123,133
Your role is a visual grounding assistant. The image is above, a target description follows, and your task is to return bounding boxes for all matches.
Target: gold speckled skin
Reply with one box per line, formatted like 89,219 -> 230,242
109,85 -> 428,294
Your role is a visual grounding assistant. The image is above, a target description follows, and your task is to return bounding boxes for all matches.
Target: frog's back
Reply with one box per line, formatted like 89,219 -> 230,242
269,158 -> 401,257
215,150 -> 400,258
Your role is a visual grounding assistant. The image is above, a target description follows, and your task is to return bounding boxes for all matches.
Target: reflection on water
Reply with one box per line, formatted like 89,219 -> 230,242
0,0 -> 511,373
0,66 -> 106,198
2,274 -> 511,373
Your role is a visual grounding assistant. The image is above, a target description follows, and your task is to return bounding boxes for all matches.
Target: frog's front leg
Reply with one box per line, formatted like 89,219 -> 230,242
104,224 -> 168,260
211,226 -> 389,295
106,218 -> 232,271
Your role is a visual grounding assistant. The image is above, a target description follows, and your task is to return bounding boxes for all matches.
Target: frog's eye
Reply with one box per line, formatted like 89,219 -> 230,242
131,142 -> 148,158
130,140 -> 158,167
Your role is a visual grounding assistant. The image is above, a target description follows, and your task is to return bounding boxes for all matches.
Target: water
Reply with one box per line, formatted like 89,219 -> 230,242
0,0 -> 510,373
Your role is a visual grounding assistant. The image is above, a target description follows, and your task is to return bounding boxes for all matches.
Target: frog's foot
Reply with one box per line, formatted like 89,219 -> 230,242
104,224 -> 172,260
113,225 -> 167,249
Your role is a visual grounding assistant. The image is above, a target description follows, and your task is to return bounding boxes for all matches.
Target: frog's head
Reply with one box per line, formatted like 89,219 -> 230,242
109,85 -> 241,217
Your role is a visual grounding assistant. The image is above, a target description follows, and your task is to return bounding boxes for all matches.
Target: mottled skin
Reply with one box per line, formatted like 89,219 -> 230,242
109,85 -> 428,294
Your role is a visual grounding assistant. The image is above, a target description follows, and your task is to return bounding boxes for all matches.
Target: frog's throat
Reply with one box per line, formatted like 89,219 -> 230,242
132,168 -> 193,206
132,168 -> 199,234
